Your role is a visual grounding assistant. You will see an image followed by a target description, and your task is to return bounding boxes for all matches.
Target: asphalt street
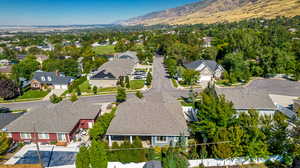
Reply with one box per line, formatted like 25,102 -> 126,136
0,56 -> 192,110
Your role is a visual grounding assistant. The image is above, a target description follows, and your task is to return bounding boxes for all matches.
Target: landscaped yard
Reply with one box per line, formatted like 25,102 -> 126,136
17,90 -> 49,100
78,80 -> 92,93
93,45 -> 115,55
98,87 -> 118,92
130,80 -> 145,90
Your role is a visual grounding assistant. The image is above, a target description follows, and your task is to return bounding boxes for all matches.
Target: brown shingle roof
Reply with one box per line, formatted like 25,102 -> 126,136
107,92 -> 189,136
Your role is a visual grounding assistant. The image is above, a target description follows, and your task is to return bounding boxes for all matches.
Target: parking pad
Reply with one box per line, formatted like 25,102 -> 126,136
15,150 -> 77,167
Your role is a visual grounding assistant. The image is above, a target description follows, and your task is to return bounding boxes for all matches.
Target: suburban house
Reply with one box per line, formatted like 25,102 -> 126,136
88,59 -> 136,88
0,59 -> 11,66
31,71 -> 74,90
202,37 -> 213,48
35,55 -> 48,64
216,88 -> 277,116
106,92 -> 189,147
115,51 -> 138,63
184,60 -> 224,83
3,101 -> 102,144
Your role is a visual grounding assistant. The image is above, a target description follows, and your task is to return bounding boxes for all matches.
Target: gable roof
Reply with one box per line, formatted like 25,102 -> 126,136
32,71 -> 73,85
116,51 -> 138,61
107,92 -> 189,136
216,87 -> 276,110
184,60 -> 222,73
5,101 -> 101,133
0,112 -> 24,129
90,59 -> 135,80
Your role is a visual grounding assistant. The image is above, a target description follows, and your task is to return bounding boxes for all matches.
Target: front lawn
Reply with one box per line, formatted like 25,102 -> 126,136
93,45 -> 115,55
130,80 -> 145,90
78,80 -> 92,93
17,90 -> 49,100
98,87 -> 118,92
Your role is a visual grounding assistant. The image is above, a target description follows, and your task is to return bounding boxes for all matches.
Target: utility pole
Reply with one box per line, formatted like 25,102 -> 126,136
33,123 -> 44,168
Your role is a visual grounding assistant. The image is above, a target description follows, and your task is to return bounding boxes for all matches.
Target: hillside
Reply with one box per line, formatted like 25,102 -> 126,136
122,0 -> 300,25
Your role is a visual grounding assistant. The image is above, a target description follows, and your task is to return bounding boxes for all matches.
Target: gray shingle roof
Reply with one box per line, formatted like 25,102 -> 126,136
116,51 -> 138,62
91,59 -> 135,80
5,101 -> 101,133
184,60 -> 220,72
216,88 -> 276,110
107,92 -> 189,136
0,112 -> 24,129
32,71 -> 73,85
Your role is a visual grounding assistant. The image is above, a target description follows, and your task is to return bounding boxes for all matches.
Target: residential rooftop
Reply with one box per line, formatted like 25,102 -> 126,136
216,87 -> 276,110
107,92 -> 189,136
90,59 -> 135,80
5,101 -> 101,133
0,112 -> 24,129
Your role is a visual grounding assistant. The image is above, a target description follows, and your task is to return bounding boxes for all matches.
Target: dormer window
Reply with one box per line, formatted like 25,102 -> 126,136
47,76 -> 52,81
41,76 -> 46,81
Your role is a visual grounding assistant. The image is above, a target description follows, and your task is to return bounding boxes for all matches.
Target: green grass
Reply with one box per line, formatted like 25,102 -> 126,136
171,79 -> 178,88
98,87 -> 118,92
78,80 -> 92,93
93,45 -> 115,55
130,80 -> 145,90
17,90 -> 49,100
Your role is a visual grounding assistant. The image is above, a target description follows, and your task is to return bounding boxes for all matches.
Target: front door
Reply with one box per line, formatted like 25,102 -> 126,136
57,133 -> 67,142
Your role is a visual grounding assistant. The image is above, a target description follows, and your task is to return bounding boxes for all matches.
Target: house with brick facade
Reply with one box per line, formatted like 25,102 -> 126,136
3,101 -> 101,144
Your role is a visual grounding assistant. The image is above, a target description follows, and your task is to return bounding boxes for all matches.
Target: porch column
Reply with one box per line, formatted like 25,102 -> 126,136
108,135 -> 112,147
129,136 -> 133,144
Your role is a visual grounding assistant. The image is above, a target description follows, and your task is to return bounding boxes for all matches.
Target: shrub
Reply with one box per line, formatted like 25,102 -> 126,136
92,86 -> 98,95
116,87 -> 126,103
50,94 -> 62,104
70,93 -> 78,102
135,91 -> 144,99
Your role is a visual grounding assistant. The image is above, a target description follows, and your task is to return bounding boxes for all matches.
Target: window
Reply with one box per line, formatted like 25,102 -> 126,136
41,76 -> 46,81
7,133 -> 12,138
38,133 -> 49,139
47,76 -> 52,81
57,133 -> 66,142
20,133 -> 31,139
156,136 -> 167,143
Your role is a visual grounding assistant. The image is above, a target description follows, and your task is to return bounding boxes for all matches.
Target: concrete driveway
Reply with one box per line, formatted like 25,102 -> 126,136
43,89 -> 66,101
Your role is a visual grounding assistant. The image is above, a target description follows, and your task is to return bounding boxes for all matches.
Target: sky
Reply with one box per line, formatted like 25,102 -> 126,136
0,0 -> 199,25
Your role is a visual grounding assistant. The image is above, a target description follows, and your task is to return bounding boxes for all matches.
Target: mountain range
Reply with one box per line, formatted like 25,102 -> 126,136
121,0 -> 300,25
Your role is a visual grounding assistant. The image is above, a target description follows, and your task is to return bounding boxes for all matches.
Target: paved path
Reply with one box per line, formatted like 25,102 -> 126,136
0,56 -> 192,110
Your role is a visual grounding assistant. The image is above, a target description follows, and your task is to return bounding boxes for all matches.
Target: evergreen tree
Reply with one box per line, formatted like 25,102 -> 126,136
125,76 -> 130,89
146,72 -> 152,86
92,86 -> 98,95
76,146 -> 90,168
116,87 -> 126,103
89,140 -> 107,168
